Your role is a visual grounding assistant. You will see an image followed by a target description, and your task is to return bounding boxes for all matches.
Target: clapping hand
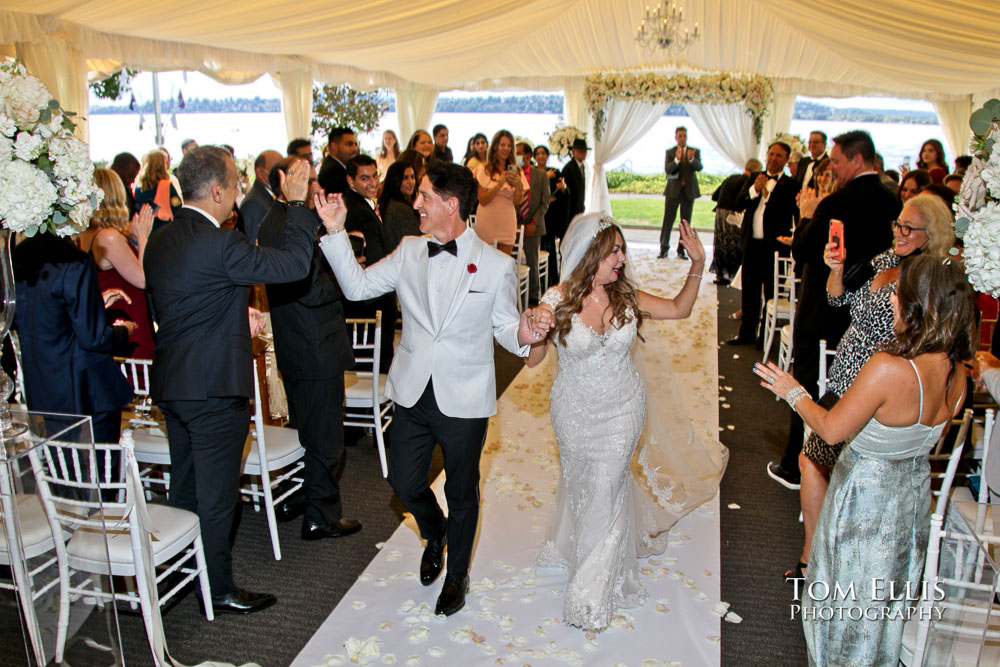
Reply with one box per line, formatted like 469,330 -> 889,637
102,288 -> 131,309
131,204 -> 154,243
798,187 -> 821,218
686,148 -> 696,161
971,351 -> 1000,389
313,190 -> 347,233
753,173 -> 770,197
113,318 -> 138,335
677,220 -> 705,264
675,147 -> 684,161
279,158 -> 310,202
248,307 -> 266,337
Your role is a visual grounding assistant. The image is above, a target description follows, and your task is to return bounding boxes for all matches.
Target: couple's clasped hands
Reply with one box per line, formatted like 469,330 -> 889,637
519,304 -> 554,346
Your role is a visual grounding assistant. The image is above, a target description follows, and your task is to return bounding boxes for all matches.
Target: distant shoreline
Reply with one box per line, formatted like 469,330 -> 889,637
90,95 -> 938,125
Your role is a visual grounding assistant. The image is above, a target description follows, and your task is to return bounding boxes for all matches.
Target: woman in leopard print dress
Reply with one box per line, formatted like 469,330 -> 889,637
788,193 -> 955,581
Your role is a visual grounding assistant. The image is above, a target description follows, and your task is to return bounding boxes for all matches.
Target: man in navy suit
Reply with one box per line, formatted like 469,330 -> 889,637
727,141 -> 800,346
317,127 -> 359,195
661,126 -> 702,258
144,147 -> 316,615
238,149 -> 281,244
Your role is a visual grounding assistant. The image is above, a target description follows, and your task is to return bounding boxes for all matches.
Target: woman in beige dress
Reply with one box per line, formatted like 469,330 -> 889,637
463,133 -> 489,171
473,129 -> 525,253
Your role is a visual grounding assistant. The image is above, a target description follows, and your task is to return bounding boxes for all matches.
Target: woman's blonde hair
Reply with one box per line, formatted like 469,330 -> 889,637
901,192 -> 955,258
138,149 -> 170,192
552,223 -> 646,345
91,168 -> 131,236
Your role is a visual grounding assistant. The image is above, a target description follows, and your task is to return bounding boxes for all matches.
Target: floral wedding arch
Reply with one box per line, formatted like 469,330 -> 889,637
584,72 -> 775,142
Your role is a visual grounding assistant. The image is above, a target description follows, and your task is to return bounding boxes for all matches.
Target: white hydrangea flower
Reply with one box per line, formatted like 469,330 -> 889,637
0,115 -> 15,137
964,202 -> 1000,296
13,131 -> 44,161
0,135 -> 12,163
0,159 -> 58,232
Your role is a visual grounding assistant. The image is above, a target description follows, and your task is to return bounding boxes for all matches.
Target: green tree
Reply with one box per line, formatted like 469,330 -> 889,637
311,84 -> 389,138
89,68 -> 139,101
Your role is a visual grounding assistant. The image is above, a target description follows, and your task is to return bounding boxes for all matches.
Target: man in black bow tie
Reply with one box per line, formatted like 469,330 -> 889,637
661,126 -> 702,259
727,141 -> 800,347
318,161 -> 553,617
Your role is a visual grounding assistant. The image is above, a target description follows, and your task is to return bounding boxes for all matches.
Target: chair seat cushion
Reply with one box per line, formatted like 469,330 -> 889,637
131,428 -> 170,464
345,372 -> 388,406
765,298 -> 792,317
66,504 -> 199,569
243,425 -> 304,473
0,494 -> 53,555
780,323 -> 792,341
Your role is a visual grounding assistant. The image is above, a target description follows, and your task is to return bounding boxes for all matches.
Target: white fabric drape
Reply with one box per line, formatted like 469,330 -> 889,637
686,103 -> 758,171
15,40 -> 89,141
588,98 -> 670,215
932,96 -> 973,160
274,70 -> 314,146
762,90 -> 797,149
562,78 -> 591,136
394,85 -> 439,145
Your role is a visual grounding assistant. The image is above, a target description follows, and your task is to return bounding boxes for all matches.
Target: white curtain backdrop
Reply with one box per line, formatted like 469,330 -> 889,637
16,40 -> 89,141
686,103 -> 759,171
762,90 -> 797,149
394,85 -> 439,145
589,98 -> 670,215
933,96 -> 973,160
274,70 -> 314,146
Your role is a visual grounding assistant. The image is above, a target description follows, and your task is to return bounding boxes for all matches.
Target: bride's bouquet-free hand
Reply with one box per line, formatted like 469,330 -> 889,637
0,61 -> 103,237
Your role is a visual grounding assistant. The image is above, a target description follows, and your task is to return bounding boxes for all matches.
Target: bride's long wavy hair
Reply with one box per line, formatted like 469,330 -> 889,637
553,223 -> 646,345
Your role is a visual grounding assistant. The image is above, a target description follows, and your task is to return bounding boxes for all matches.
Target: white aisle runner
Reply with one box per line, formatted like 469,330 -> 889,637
292,246 -> 728,667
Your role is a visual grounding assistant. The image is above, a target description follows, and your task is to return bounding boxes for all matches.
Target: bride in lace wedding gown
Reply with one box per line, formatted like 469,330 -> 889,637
527,213 -> 728,631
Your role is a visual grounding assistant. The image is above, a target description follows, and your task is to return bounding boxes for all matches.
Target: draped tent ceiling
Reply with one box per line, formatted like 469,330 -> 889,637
2,0 -> 999,204
2,0 -> 998,98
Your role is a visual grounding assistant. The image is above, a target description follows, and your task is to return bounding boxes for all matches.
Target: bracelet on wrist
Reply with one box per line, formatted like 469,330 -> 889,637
287,200 -> 308,208
687,273 -> 703,280
785,386 -> 810,412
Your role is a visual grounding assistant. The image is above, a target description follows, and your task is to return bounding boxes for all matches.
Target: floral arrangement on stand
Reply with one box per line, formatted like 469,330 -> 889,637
0,61 -> 103,238
546,125 -> 587,158
584,72 -> 774,142
956,98 -> 1000,296
772,133 -> 805,162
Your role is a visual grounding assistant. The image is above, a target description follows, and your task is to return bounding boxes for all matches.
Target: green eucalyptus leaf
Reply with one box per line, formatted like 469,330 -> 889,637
986,137 -> 995,155
48,99 -> 59,110
970,108 -> 992,136
36,155 -> 51,169
52,210 -> 66,224
89,193 -> 98,208
24,225 -> 37,238
38,108 -> 51,123
61,117 -> 74,131
984,98 -> 1000,118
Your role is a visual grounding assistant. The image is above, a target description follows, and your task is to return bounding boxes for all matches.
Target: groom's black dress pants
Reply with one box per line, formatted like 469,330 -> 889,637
389,380 -> 489,577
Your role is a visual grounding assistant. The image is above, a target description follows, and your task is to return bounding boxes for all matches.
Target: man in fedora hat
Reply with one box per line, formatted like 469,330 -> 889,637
661,126 -> 702,259
562,138 -> 589,223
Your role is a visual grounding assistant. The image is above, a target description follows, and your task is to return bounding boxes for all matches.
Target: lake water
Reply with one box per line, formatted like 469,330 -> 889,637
89,111 -> 947,176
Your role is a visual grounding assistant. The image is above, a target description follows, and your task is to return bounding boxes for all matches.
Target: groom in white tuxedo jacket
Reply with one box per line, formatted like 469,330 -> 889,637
317,161 -> 552,616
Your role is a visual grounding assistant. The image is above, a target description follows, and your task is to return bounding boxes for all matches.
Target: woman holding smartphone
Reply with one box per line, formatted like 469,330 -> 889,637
473,129 -> 526,254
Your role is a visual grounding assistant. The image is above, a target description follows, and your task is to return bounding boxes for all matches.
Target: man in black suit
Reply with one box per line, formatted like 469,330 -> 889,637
796,131 -> 828,190
111,152 -> 140,220
317,127 -> 359,195
257,160 -> 361,542
561,138 -> 588,223
144,147 -> 316,615
432,124 -> 453,163
766,130 -> 898,489
535,145 -> 568,284
238,149 -> 281,244
344,154 -> 396,369
287,138 -> 314,164
727,142 -> 799,345
661,126 -> 702,259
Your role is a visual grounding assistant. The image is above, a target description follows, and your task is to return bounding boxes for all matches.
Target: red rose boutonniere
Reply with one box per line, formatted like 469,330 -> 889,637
467,263 -> 477,273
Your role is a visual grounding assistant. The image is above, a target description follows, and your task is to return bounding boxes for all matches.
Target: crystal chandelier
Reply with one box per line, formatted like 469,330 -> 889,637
635,2 -> 700,53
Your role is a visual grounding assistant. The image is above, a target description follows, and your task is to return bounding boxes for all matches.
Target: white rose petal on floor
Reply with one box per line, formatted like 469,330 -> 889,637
292,243 -> 722,666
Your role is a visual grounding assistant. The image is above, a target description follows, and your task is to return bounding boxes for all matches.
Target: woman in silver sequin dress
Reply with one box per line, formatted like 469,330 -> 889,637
526,214 -> 728,631
756,255 -> 975,666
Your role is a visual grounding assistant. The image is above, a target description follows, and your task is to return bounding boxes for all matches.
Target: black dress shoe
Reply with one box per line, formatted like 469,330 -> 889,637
677,248 -> 688,260
725,336 -> 755,346
301,518 -> 362,540
434,574 -> 469,617
420,535 -> 446,586
275,492 -> 306,522
209,588 -> 277,615
658,250 -> 669,259
766,461 -> 801,490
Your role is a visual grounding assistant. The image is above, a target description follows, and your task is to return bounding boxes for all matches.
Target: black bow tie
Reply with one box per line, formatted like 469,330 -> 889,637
766,173 -> 780,180
427,239 -> 458,257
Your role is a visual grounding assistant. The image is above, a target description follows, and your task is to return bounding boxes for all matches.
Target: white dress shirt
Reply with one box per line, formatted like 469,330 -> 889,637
749,174 -> 781,239
182,204 -> 222,228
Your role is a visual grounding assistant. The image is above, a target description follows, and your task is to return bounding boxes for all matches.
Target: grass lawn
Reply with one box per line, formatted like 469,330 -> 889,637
610,196 -> 716,231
